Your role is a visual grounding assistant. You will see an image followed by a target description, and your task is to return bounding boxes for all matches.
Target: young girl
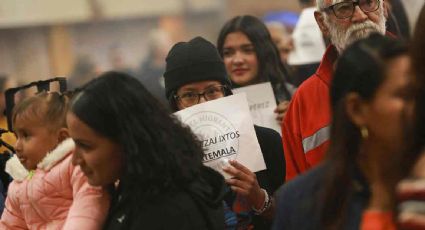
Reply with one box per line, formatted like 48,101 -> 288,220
0,91 -> 109,229
217,15 -> 296,123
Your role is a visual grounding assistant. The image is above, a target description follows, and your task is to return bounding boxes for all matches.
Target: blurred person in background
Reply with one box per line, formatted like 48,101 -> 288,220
266,22 -> 296,88
0,75 -> 16,153
165,36 -> 285,229
217,15 -> 296,124
360,5 -> 425,230
288,0 -> 326,87
274,34 -> 411,230
283,0 -> 388,181
0,74 -> 16,215
108,44 -> 134,75
265,22 -> 294,66
385,0 -> 410,40
68,55 -> 99,90
136,28 -> 173,107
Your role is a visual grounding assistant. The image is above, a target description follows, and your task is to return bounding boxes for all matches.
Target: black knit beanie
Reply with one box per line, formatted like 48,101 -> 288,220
164,36 -> 231,98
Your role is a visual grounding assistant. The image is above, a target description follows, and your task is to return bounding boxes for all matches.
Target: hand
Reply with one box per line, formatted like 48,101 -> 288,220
223,160 -> 265,209
274,101 -> 290,124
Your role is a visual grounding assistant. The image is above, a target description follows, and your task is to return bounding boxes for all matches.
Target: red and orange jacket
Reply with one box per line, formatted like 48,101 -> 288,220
282,45 -> 338,181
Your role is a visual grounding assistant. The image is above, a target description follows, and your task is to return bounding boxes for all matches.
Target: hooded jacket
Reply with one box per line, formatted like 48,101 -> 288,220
103,166 -> 226,230
0,138 -> 109,230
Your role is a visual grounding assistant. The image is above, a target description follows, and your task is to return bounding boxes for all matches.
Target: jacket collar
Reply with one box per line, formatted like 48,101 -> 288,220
317,31 -> 394,86
5,138 -> 75,181
315,45 -> 338,87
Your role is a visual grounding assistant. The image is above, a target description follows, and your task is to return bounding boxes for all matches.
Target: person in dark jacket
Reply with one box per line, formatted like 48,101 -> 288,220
272,34 -> 411,230
67,71 -> 226,230
164,36 -> 285,229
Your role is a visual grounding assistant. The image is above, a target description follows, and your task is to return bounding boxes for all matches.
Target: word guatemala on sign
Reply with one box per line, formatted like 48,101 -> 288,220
202,131 -> 240,162
203,146 -> 237,163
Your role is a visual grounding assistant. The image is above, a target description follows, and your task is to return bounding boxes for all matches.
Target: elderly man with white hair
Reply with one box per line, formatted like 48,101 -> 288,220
282,0 -> 388,181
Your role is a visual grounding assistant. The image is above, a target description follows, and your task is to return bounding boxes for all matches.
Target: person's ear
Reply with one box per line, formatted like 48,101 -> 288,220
57,128 -> 70,143
383,0 -> 390,19
345,92 -> 370,128
314,11 -> 330,37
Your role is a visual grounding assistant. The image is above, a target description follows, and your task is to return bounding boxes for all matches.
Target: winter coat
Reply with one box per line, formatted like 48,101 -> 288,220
103,166 -> 226,230
282,45 -> 337,181
0,138 -> 110,230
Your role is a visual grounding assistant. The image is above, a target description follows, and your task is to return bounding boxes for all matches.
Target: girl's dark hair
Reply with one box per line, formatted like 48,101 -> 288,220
217,15 -> 292,101
322,34 -> 408,229
70,71 -> 203,201
409,6 -> 425,163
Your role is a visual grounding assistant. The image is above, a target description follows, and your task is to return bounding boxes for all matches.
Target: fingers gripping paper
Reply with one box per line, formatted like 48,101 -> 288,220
174,93 -> 266,178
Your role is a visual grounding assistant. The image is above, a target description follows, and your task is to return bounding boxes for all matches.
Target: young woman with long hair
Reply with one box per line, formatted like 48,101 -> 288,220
217,15 -> 295,123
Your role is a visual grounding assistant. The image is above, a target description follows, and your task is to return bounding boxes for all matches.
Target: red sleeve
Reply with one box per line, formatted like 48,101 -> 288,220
282,93 -> 309,181
360,211 -> 396,230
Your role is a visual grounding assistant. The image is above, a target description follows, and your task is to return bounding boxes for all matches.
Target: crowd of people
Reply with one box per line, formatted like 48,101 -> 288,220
0,0 -> 424,229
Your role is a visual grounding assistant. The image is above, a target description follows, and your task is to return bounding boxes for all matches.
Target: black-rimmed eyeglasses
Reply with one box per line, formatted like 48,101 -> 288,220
174,85 -> 227,108
321,0 -> 380,19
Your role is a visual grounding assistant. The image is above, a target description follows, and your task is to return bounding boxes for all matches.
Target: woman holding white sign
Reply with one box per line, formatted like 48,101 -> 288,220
217,15 -> 296,123
164,36 -> 285,229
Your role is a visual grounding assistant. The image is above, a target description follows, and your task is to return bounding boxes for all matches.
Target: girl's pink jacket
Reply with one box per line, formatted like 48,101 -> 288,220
0,138 -> 109,229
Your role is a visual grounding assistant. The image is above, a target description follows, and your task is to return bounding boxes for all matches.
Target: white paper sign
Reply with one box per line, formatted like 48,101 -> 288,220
174,93 -> 266,178
288,7 -> 326,65
232,82 -> 281,135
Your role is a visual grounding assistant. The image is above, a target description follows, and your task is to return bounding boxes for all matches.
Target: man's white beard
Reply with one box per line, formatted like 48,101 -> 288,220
324,10 -> 386,53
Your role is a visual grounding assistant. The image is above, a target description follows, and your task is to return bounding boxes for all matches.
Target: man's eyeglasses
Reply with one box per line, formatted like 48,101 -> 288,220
321,0 -> 380,19
175,85 -> 227,108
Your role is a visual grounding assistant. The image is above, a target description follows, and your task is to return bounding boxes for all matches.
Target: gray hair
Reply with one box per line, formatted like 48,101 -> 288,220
316,0 -> 325,10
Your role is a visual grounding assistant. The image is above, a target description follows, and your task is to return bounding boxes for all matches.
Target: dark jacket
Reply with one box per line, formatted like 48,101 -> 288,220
272,163 -> 370,230
254,125 -> 286,229
254,125 -> 286,197
103,166 -> 226,230
224,125 -> 285,230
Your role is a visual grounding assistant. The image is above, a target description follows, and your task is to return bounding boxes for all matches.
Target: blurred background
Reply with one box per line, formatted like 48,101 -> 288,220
0,0 -> 423,87
0,0 -> 298,84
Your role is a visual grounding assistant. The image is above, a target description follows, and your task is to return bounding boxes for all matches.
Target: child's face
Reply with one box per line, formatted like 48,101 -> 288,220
14,117 -> 60,170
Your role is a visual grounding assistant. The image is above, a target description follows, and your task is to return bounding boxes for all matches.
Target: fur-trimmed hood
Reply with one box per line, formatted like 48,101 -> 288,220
5,138 -> 75,181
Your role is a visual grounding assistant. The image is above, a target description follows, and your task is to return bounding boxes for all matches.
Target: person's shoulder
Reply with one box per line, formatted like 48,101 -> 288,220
296,73 -> 323,94
254,125 -> 280,139
133,191 -> 212,229
277,163 -> 327,198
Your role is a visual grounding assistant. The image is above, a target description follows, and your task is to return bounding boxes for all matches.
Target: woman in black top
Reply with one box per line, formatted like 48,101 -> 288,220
67,72 -> 226,230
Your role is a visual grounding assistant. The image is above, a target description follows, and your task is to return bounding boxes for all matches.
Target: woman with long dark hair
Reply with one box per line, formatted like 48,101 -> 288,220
67,71 -> 226,230
272,34 -> 412,230
217,15 -> 295,123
